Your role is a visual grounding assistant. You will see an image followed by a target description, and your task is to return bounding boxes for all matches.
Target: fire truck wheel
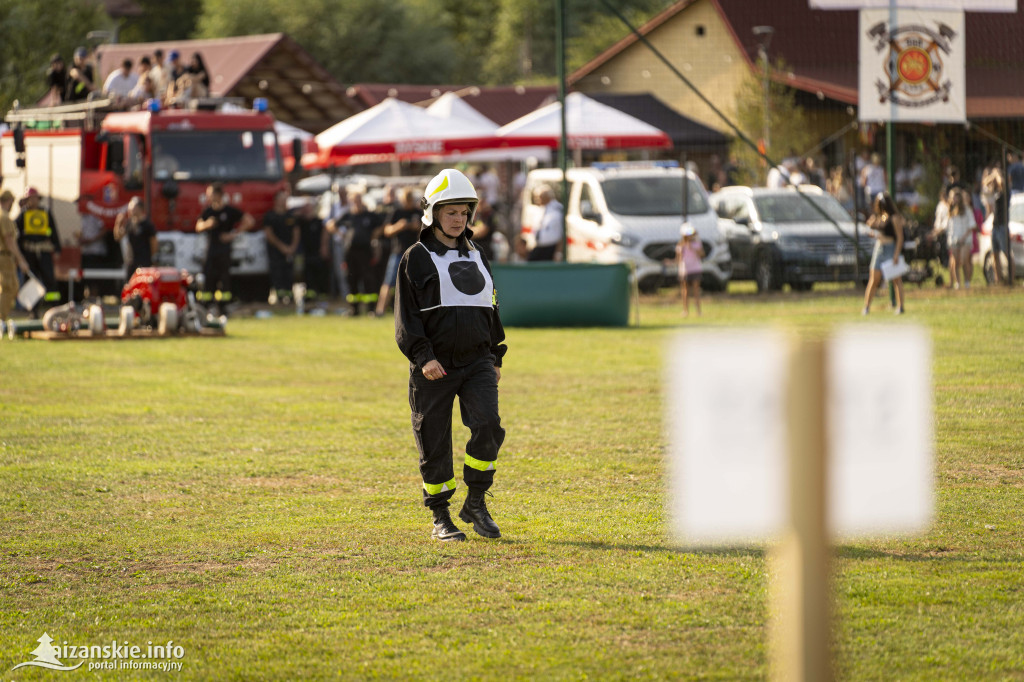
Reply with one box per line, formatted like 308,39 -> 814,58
158,302 -> 179,336
118,306 -> 135,337
87,305 -> 105,335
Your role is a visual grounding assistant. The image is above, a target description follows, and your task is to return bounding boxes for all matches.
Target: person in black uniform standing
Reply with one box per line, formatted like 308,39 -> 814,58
15,187 -> 63,315
340,191 -> 383,315
395,168 -> 507,542
262,189 -> 300,304
196,183 -> 253,316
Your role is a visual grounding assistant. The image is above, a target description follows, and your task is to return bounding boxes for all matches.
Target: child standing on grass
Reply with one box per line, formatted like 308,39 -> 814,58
675,224 -> 704,317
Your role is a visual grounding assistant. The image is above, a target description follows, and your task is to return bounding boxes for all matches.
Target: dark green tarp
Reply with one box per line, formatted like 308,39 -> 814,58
491,262 -> 631,327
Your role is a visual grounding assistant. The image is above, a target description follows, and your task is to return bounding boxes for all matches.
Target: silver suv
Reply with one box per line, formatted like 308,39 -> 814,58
710,186 -> 873,292
522,165 -> 732,292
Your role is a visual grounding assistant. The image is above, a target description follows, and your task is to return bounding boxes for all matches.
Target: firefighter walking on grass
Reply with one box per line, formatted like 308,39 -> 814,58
395,169 -> 507,542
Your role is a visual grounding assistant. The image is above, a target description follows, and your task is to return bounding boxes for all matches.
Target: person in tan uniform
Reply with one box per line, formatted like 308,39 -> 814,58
0,189 -> 32,322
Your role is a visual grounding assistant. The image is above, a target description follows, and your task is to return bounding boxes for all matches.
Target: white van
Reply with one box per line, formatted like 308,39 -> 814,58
521,164 -> 731,291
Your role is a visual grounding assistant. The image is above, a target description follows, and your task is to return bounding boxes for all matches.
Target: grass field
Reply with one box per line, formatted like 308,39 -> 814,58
1,283 -> 1022,680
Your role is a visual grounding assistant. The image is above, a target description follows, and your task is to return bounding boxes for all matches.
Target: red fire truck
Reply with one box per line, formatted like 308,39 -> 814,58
1,97 -> 287,296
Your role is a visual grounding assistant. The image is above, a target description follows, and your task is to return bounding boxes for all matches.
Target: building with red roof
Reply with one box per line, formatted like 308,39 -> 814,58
570,0 -> 1024,173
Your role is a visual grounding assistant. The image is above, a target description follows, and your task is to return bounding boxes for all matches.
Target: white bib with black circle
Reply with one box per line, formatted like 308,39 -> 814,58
420,244 -> 493,310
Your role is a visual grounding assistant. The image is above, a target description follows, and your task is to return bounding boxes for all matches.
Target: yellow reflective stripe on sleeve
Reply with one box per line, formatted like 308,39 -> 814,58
464,454 -> 496,472
423,478 -> 457,495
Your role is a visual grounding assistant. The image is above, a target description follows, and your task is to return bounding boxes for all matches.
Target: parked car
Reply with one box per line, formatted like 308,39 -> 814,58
521,164 -> 732,292
710,186 -> 874,292
975,193 -> 1024,284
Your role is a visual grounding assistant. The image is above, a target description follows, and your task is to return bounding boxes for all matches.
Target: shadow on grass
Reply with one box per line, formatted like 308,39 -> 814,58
554,539 -> 764,559
835,545 -> 1008,563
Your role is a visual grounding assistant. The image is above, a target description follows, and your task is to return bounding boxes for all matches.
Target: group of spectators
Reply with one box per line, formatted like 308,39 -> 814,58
176,169 -> 516,318
45,46 -> 211,110
765,155 -> 829,193
836,149 -> 1019,297
318,175 -> 509,317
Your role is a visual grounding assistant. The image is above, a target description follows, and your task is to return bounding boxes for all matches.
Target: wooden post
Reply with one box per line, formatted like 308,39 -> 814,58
770,338 -> 832,682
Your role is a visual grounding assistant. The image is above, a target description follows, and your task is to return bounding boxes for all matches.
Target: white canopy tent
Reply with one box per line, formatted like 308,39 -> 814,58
312,97 -> 504,167
422,92 -> 551,163
496,91 -> 672,152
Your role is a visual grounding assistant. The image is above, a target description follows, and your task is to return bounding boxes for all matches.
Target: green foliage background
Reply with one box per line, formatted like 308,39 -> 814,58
731,57 -> 817,186
0,0 -> 106,112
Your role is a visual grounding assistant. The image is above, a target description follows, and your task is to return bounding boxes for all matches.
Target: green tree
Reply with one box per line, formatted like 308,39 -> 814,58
430,0 -> 502,85
481,0 -> 669,83
731,57 -> 816,185
198,0 -> 459,85
566,1 -> 668,74
119,0 -> 203,43
0,0 -> 107,112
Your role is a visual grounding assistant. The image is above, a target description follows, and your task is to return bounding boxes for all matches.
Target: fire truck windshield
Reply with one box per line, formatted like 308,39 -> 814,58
152,130 -> 282,182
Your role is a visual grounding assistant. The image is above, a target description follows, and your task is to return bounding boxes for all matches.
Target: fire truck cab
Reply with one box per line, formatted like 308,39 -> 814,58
1,98 -> 286,296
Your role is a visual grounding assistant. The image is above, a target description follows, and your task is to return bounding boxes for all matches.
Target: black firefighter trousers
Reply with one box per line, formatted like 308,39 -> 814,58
409,355 -> 504,510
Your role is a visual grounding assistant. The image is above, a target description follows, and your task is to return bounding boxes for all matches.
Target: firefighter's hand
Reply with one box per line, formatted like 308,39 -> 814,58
422,360 -> 446,381
495,366 -> 501,383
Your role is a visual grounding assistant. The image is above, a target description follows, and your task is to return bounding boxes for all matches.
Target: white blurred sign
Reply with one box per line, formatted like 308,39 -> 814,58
667,330 -> 789,546
827,325 -> 933,536
858,9 -> 966,123
811,0 -> 1013,9
667,326 -> 933,546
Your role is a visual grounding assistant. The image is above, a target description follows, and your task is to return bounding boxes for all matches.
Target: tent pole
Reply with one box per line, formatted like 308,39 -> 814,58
556,0 -> 569,259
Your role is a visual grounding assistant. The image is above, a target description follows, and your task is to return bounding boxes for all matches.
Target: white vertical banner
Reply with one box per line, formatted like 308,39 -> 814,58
858,9 -> 966,123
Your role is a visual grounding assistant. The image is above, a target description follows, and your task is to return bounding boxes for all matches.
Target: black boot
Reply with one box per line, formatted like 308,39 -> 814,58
459,490 -> 501,538
431,506 -> 466,542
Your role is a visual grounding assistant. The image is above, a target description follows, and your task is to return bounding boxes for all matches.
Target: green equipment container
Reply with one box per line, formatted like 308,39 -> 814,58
491,262 -> 631,327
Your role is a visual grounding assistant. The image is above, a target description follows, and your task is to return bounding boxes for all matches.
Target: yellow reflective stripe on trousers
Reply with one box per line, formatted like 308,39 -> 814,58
464,454 -> 495,472
423,478 -> 457,495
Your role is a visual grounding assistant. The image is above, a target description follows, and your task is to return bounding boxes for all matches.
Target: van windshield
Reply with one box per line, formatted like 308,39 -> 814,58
601,177 -> 709,216
152,130 -> 282,181
753,194 -> 851,223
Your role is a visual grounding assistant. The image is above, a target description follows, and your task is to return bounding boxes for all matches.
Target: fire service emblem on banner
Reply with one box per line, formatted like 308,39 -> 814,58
858,10 -> 965,123
870,20 -> 953,107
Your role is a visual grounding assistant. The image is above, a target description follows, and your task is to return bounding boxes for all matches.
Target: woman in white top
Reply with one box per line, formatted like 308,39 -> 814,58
945,187 -> 976,289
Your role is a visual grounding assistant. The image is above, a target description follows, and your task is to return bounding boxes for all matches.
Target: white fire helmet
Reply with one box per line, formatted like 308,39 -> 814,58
420,168 -> 478,227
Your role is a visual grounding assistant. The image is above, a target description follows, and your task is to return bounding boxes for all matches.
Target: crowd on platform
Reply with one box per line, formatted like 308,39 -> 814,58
44,46 -> 211,110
